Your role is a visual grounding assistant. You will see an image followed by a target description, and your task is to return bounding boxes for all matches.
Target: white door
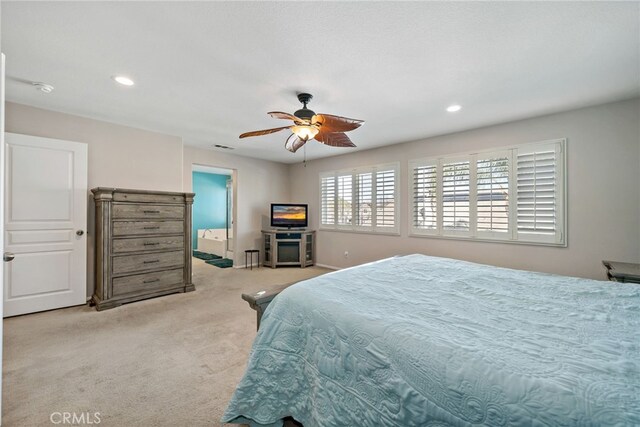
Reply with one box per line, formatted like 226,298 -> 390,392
4,132 -> 88,317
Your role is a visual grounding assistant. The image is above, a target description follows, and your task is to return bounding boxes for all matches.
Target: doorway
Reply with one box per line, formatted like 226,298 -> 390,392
191,165 -> 235,270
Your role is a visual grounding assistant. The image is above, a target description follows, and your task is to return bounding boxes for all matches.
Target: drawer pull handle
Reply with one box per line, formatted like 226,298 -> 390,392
144,279 -> 160,283
143,242 -> 160,246
143,226 -> 160,230
144,210 -> 160,214
143,260 -> 160,264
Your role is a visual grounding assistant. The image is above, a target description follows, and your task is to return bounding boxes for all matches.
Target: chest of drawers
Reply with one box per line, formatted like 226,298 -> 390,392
91,188 -> 195,310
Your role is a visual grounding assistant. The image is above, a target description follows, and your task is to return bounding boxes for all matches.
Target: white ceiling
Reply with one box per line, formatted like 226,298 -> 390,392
2,2 -> 639,164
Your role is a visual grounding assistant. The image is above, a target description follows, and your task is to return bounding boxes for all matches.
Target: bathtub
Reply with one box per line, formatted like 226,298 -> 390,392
197,229 -> 233,259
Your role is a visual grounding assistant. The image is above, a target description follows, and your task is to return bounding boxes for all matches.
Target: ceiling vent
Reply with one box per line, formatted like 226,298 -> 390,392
33,82 -> 54,93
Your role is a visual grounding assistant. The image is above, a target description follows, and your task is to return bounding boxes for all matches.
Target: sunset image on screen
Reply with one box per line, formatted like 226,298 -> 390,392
272,205 -> 307,226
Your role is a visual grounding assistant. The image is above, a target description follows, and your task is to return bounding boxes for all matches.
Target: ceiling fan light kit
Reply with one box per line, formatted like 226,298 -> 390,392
291,125 -> 319,141
239,93 -> 364,153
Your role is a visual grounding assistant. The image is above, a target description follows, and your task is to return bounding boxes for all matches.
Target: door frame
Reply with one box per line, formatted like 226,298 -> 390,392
1,51 -> 6,426
190,164 -> 237,266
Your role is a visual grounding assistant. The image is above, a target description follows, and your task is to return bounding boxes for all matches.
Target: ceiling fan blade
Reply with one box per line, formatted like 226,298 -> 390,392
267,111 -> 303,122
312,114 -> 364,132
315,131 -> 356,148
285,134 -> 307,153
239,126 -> 291,139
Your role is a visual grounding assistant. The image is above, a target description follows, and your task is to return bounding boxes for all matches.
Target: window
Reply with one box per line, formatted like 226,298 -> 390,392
355,172 -> 372,226
442,159 -> 470,232
477,154 -> 509,235
412,162 -> 437,231
320,163 -> 399,234
515,144 -> 562,243
376,169 -> 396,228
409,139 -> 565,245
337,174 -> 353,225
320,176 -> 335,225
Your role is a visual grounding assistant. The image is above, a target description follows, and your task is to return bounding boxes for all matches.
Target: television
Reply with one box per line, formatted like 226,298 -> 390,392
271,203 -> 308,229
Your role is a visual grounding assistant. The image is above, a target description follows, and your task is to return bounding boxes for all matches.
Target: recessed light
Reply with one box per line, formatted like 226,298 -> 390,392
112,75 -> 135,86
446,104 -> 462,113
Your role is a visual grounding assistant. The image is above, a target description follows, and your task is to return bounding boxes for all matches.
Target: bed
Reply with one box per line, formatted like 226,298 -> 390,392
223,254 -> 640,426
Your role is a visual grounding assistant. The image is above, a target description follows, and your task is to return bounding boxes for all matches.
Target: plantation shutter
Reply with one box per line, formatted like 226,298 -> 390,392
337,174 -> 353,225
355,172 -> 373,226
515,141 -> 564,243
442,160 -> 470,233
408,139 -> 565,245
318,162 -> 401,235
375,169 -> 396,228
411,162 -> 438,233
476,155 -> 509,234
320,175 -> 336,226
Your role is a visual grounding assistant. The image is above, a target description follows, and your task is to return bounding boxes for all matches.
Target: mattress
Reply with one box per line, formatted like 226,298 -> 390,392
223,254 -> 640,426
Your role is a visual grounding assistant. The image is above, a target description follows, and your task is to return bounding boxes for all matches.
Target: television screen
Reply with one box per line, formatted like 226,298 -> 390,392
271,204 -> 308,228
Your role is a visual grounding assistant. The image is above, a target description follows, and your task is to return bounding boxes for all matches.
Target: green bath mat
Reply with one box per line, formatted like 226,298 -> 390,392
205,258 -> 233,268
193,250 -> 222,261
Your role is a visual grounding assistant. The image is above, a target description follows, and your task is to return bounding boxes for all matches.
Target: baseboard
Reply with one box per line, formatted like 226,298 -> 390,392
315,263 -> 341,270
231,263 -> 339,270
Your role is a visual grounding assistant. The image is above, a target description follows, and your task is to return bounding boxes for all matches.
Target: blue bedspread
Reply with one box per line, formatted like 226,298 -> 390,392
223,254 -> 640,426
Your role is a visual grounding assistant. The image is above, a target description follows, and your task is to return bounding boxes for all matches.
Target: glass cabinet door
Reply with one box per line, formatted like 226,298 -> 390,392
305,234 -> 313,262
264,234 -> 271,263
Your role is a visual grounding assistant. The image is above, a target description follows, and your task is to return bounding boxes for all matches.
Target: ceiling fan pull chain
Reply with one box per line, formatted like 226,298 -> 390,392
303,143 -> 307,167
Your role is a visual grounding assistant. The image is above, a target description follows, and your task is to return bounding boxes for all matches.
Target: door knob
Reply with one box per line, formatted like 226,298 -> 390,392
3,252 -> 15,262
76,230 -> 84,236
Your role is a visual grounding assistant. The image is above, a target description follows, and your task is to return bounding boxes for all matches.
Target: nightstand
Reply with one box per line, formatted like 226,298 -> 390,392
602,260 -> 640,284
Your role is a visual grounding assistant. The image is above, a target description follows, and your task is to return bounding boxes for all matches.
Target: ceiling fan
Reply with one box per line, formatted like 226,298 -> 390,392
239,93 -> 364,153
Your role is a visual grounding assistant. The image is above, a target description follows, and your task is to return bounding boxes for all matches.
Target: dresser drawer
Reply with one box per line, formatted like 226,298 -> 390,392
112,250 -> 184,275
113,192 -> 185,204
112,268 -> 184,297
112,235 -> 184,253
112,203 -> 184,220
113,220 -> 184,236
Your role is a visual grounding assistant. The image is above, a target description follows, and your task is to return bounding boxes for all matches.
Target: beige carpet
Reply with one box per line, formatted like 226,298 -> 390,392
2,259 -> 329,426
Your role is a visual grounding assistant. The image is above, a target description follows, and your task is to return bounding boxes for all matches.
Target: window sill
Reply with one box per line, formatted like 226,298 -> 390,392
319,227 -> 400,237
408,232 -> 567,248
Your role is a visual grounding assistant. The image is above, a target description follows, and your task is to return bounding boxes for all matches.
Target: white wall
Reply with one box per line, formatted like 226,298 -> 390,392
5,97 -> 638,287
5,102 -> 183,191
182,146 -> 290,268
289,98 -> 640,280
4,102 -> 293,294
5,102 -> 184,296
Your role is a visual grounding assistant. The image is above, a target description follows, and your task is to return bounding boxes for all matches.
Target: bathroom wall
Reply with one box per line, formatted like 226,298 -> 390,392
192,171 -> 230,249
